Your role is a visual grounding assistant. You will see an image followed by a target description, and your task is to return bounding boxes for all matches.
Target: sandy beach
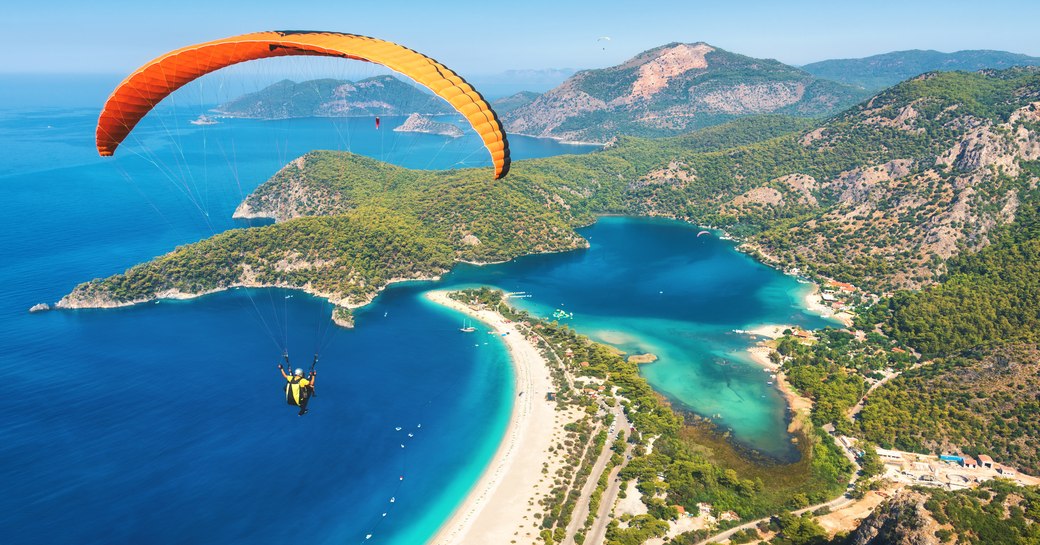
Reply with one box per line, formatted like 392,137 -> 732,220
801,284 -> 833,317
745,324 -> 792,340
424,290 -> 568,545
743,333 -> 813,432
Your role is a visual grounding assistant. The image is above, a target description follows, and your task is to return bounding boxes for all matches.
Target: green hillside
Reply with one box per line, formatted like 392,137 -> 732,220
215,75 -> 453,118
804,49 -> 1040,91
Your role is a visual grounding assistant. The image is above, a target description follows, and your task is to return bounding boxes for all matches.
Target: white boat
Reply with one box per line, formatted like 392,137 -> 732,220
189,114 -> 219,125
460,319 -> 476,333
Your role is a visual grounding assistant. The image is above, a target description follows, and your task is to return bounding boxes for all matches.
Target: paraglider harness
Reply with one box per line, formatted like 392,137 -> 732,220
283,353 -> 318,409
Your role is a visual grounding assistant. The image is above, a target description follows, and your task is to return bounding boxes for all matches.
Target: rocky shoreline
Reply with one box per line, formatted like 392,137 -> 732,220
392,113 -> 463,138
53,276 -> 444,329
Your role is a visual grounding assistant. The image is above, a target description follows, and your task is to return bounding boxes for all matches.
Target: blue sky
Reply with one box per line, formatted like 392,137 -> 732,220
3,0 -> 1039,76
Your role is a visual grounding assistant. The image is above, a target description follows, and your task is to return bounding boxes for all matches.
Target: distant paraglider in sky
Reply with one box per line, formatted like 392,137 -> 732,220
96,30 -> 511,179
597,36 -> 611,50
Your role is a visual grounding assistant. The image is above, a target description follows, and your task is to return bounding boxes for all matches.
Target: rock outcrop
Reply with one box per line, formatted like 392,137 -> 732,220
392,113 -> 463,138
750,94 -> 1040,291
846,491 -> 940,545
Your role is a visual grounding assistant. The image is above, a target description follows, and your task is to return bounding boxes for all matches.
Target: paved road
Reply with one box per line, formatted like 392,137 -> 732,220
582,409 -> 634,545
562,405 -> 629,545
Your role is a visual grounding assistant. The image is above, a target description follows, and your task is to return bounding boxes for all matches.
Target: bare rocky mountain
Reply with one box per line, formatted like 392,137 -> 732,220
502,42 -> 868,142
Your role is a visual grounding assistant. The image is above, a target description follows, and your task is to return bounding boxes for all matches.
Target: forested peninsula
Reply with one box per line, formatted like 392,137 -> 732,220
63,68 -> 1040,312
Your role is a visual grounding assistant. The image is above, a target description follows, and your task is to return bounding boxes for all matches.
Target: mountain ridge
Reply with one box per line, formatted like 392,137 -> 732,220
502,42 -> 870,142
803,48 -> 1040,91
214,75 -> 453,119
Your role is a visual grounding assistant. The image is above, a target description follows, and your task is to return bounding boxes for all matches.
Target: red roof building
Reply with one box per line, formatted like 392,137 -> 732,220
828,280 -> 857,293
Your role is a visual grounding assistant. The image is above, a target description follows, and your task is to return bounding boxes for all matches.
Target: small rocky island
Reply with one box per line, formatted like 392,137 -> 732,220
393,113 -> 464,138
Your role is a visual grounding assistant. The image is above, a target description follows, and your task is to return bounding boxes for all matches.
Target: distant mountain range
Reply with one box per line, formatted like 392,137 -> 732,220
212,47 -> 1040,142
469,69 -> 577,97
501,42 -> 871,142
214,75 -> 453,119
802,49 -> 1040,91
490,91 -> 541,115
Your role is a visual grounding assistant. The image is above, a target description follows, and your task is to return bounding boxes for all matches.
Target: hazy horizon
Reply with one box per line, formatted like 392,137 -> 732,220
4,0 -> 1039,76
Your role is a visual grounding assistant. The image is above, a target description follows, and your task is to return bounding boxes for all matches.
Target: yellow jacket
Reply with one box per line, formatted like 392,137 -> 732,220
285,376 -> 311,405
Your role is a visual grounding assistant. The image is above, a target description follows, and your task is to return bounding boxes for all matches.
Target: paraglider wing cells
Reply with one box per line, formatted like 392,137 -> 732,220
96,30 -> 510,178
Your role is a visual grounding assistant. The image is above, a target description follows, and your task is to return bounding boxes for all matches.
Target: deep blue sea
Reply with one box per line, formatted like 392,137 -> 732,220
1,76 -> 827,545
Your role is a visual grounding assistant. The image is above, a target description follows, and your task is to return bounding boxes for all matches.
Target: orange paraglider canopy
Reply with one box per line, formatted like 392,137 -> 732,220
96,31 -> 510,178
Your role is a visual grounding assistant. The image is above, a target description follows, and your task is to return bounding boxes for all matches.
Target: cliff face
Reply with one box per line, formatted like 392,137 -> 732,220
846,491 -> 940,545
727,72 -> 1040,291
502,42 -> 868,142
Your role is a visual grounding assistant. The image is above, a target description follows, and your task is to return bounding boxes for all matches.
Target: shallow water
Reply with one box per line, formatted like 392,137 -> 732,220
2,94 -> 828,545
446,216 -> 835,461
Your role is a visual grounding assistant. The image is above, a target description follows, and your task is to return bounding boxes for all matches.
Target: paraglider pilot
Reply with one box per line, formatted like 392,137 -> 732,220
279,363 -> 316,416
